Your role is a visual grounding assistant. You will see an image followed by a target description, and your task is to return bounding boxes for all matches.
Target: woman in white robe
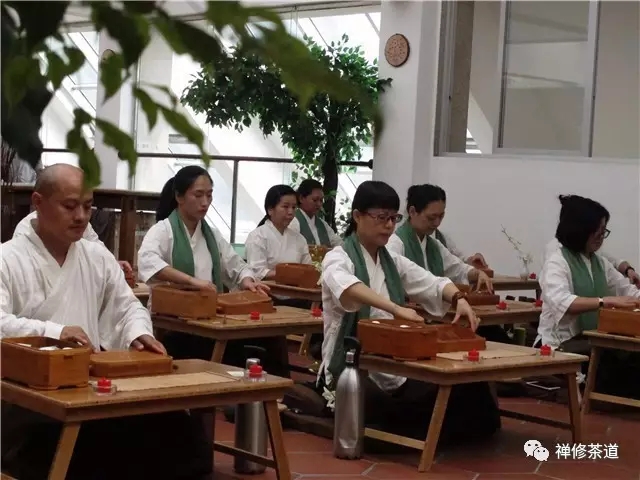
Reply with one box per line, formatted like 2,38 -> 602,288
137,167 -> 285,375
538,195 -> 640,398
319,180 -> 500,442
289,178 -> 342,247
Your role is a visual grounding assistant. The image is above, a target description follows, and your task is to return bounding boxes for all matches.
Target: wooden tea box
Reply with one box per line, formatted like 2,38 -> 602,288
151,283 -> 217,319
359,318 -> 439,360
466,291 -> 501,306
435,324 -> 487,353
90,350 -> 173,378
598,308 -> 640,337
274,263 -> 321,289
217,291 -> 276,315
1,337 -> 92,390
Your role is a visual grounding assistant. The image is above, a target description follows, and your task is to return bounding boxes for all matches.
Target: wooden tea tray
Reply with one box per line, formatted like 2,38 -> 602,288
90,351 -> 174,378
217,291 -> 275,315
437,348 -> 535,361
466,291 -> 501,306
110,371 -> 237,392
435,324 -> 487,353
274,263 -> 320,289
219,306 -> 312,323
151,283 -> 218,320
598,308 -> 640,337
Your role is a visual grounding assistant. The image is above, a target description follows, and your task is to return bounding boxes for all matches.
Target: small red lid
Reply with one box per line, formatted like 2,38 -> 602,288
248,364 -> 263,377
97,377 -> 111,387
540,344 -> 552,355
497,301 -> 507,310
535,299 -> 543,307
249,311 -> 261,320
529,273 -> 537,280
467,349 -> 480,361
312,308 -> 322,317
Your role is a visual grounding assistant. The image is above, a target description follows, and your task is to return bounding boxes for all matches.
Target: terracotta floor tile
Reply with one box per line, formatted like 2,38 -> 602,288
283,431 -> 333,452
288,452 -> 374,475
538,460 -> 638,480
475,475 -> 549,480
367,462 -> 476,479
439,453 -> 539,474
214,462 -> 294,479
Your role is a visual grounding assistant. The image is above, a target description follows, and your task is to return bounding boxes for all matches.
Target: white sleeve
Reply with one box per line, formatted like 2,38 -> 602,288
393,253 -> 453,317
100,253 -> 154,350
441,231 -> 466,260
602,255 -> 640,298
289,217 -> 301,234
385,234 -> 405,257
137,222 -> 172,283
0,258 -> 64,340
245,229 -> 272,280
320,248 -> 361,312
321,218 -> 343,247
84,223 -> 102,244
214,228 -> 254,288
540,254 -> 578,320
440,240 -> 473,284
600,251 -> 621,270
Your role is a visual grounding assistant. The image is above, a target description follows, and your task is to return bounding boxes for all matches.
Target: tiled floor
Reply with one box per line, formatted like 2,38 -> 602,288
213,398 -> 639,480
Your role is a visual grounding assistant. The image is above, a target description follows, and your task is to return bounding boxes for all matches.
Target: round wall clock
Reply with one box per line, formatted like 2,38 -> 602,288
384,33 -> 410,67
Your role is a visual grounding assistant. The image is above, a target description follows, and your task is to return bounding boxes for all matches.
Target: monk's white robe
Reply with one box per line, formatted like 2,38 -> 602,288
13,210 -> 101,244
319,246 -> 452,392
387,233 -> 473,284
1,224 -> 153,350
137,218 -> 254,289
289,210 -> 343,247
245,220 -> 312,280
431,229 -> 466,262
543,238 -> 621,270
537,246 -> 640,347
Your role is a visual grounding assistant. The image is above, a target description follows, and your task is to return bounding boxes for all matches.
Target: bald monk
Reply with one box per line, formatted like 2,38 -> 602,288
1,164 -> 213,480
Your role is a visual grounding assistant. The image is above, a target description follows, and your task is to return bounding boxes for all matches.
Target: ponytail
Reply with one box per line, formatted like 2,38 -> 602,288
257,214 -> 269,227
156,177 -> 178,222
343,217 -> 356,237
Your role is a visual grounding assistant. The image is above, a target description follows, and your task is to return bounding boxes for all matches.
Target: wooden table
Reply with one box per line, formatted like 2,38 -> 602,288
413,300 -> 541,327
359,342 -> 586,472
1,360 -> 294,480
492,275 -> 541,298
262,281 -> 322,355
582,330 -> 640,414
152,306 -> 323,363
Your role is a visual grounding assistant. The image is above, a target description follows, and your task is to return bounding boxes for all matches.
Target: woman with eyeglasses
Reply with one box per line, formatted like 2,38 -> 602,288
537,195 -> 640,397
388,184 -> 494,292
318,180 -> 500,441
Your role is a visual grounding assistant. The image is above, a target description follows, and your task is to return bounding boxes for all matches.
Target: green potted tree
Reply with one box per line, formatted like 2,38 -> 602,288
181,34 -> 391,228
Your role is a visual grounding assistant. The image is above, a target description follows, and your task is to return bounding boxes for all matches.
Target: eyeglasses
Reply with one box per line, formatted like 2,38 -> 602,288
366,212 -> 403,224
599,228 -> 611,239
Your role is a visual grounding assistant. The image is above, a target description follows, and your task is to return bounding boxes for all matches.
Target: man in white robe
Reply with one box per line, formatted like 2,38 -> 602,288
1,164 -> 212,480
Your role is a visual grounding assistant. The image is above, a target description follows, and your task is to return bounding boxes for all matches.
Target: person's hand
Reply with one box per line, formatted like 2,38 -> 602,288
393,305 -> 425,324
118,261 -> 133,275
603,296 -> 640,309
190,278 -> 217,291
130,334 -> 167,355
451,299 -> 480,331
240,277 -> 271,296
627,269 -> 640,288
476,271 -> 494,293
467,253 -> 488,268
61,326 -> 96,352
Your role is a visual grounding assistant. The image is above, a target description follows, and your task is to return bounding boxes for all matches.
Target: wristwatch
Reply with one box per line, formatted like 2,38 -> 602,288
598,298 -> 604,308
451,291 -> 467,310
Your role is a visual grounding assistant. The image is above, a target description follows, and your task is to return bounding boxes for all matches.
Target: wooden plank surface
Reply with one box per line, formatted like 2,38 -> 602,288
492,275 -> 540,291
262,281 -> 322,302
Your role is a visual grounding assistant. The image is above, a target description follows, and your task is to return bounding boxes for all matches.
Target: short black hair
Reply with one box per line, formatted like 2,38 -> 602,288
297,179 -> 323,198
555,194 -> 610,252
406,184 -> 446,213
344,181 -> 400,236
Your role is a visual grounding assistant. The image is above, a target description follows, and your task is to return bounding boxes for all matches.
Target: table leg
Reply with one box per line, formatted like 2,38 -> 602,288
264,400 -> 291,480
210,340 -> 227,363
418,385 -> 451,472
48,423 -> 81,480
298,301 -> 321,356
581,346 -> 601,415
565,373 -> 583,444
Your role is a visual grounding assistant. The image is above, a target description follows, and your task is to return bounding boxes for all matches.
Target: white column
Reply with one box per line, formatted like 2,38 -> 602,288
94,32 -> 135,189
373,0 -> 442,209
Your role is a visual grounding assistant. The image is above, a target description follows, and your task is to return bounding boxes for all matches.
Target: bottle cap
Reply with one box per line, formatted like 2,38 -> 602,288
312,308 -> 322,317
540,344 -> 552,356
248,364 -> 263,378
467,349 -> 480,361
535,299 -> 543,307
97,377 -> 112,392
249,311 -> 261,320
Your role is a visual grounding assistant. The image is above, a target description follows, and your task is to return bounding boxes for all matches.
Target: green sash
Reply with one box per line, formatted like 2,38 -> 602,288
295,209 -> 331,246
168,209 -> 223,290
395,222 -> 444,276
326,234 -> 406,387
435,229 -> 447,248
560,247 -> 608,331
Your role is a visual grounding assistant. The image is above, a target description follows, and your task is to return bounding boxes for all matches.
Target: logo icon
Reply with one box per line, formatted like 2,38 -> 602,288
533,446 -> 550,461
524,440 -> 542,457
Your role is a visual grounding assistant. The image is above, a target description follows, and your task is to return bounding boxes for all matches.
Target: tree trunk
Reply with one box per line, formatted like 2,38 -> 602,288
321,150 -> 339,230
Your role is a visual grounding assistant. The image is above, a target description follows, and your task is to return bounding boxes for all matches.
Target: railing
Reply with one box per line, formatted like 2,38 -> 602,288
42,149 -> 372,243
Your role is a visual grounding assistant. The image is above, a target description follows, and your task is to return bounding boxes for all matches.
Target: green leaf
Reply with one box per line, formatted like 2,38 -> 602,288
159,106 -> 210,165
45,47 -> 86,89
143,83 -> 179,108
66,109 -> 100,188
95,118 -> 138,173
99,52 -> 125,101
2,55 -> 42,109
5,1 -> 69,51
122,2 -> 156,14
133,87 -> 158,130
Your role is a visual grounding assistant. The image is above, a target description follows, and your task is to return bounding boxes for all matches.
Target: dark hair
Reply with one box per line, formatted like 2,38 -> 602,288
297,179 -> 323,200
555,194 -> 610,252
257,184 -> 298,227
344,181 -> 400,237
406,184 -> 446,213
156,166 -> 212,221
